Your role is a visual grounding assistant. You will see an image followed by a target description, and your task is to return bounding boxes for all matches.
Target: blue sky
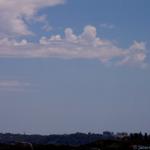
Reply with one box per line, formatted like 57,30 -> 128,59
0,0 -> 150,134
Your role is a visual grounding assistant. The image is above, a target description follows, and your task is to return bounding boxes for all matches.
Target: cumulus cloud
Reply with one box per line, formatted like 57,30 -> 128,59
118,41 -> 147,67
0,0 -> 65,36
0,25 -> 147,67
0,80 -> 31,91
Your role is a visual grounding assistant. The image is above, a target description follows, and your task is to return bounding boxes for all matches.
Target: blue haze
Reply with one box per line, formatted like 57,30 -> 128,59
0,0 -> 150,134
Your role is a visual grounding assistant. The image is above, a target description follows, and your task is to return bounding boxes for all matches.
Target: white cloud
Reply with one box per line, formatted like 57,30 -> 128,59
100,23 -> 115,29
0,0 -> 65,36
0,80 -> 31,91
0,1 -> 147,68
65,28 -> 77,43
80,25 -> 97,42
0,25 -> 147,67
118,41 -> 147,68
130,41 -> 146,50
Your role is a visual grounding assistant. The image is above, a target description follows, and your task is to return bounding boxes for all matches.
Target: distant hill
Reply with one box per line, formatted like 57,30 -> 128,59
0,133 -> 150,150
0,133 -> 104,145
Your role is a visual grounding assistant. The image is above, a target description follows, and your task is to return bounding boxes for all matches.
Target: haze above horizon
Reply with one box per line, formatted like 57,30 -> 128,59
0,0 -> 150,134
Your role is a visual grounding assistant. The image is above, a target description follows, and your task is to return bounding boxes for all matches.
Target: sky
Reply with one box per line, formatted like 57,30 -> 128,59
0,0 -> 150,135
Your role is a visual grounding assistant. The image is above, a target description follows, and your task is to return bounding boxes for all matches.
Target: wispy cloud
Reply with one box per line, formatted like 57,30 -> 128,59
0,25 -> 147,67
99,23 -> 115,29
0,0 -> 65,36
0,80 -> 31,91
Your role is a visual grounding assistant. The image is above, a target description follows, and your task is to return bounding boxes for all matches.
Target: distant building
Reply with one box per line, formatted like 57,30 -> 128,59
131,145 -> 150,150
116,132 -> 128,139
102,131 -> 114,138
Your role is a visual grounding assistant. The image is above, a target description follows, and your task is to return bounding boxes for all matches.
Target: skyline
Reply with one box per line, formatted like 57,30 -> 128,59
0,0 -> 150,134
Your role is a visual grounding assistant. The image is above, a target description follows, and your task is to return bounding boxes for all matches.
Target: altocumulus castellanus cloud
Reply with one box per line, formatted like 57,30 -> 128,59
0,25 -> 147,67
0,0 -> 147,67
